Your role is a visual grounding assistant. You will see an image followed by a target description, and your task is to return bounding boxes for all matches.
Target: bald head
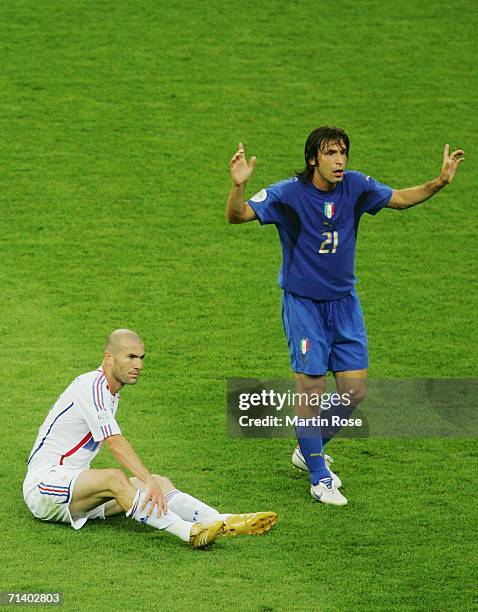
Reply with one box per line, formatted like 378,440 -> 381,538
102,329 -> 145,393
104,329 -> 143,356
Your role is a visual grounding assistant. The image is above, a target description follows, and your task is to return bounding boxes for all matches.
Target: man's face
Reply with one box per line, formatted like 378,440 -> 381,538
109,340 -> 145,387
311,140 -> 348,186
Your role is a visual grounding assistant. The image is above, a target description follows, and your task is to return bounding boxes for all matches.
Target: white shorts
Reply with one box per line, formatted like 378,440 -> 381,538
23,466 -> 107,531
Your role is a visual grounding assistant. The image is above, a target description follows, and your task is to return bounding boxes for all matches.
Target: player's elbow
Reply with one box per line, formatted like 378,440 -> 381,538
226,202 -> 256,224
105,434 -> 123,448
387,192 -> 407,210
226,209 -> 244,224
226,209 -> 236,224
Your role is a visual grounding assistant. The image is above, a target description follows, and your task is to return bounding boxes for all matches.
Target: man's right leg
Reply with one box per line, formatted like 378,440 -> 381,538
295,373 -> 348,506
69,468 -> 223,548
69,468 -> 137,516
282,291 -> 347,505
294,372 -> 330,484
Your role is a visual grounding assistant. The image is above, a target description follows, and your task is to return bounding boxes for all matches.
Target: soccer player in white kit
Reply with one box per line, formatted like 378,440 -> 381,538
24,329 -> 276,548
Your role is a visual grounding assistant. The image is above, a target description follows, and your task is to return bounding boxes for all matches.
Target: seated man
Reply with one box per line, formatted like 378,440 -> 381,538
24,329 -> 276,549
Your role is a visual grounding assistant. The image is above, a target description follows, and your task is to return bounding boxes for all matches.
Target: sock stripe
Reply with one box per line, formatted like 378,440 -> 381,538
164,489 -> 181,503
127,491 -> 141,518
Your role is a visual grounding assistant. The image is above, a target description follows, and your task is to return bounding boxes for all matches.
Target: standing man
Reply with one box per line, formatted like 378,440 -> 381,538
226,126 -> 464,506
24,329 -> 276,547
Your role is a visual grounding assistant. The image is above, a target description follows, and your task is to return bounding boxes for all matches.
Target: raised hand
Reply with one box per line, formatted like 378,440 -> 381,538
230,142 -> 257,187
440,144 -> 465,185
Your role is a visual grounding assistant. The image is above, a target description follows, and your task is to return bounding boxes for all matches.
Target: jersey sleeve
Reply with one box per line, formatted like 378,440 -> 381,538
357,174 -> 393,216
247,181 -> 287,225
75,378 -> 122,442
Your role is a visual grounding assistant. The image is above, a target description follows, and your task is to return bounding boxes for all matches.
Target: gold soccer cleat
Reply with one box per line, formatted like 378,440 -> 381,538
189,520 -> 224,549
222,512 -> 277,536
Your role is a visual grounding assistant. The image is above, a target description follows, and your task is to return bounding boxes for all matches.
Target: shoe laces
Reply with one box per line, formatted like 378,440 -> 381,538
318,477 -> 333,490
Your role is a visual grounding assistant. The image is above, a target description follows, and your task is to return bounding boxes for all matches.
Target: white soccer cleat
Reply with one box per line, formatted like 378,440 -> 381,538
292,446 -> 334,469
310,479 -> 348,506
292,447 -> 342,488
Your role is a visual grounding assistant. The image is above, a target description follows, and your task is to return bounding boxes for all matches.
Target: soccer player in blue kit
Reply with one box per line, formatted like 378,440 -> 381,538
226,126 -> 464,506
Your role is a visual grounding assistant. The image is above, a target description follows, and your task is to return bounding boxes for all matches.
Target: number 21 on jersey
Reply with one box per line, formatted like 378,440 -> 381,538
319,230 -> 339,254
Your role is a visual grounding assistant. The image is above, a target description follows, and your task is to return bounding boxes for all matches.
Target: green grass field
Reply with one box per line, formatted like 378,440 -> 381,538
1,1 -> 477,610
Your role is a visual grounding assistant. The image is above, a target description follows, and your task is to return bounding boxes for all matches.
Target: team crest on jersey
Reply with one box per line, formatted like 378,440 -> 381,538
324,202 -> 335,219
250,189 -> 267,202
300,337 -> 310,355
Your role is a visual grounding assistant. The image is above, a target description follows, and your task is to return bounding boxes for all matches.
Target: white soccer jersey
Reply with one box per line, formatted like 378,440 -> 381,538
26,368 -> 121,479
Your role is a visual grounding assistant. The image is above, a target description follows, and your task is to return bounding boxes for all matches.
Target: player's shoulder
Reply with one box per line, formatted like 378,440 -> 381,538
273,176 -> 305,196
74,368 -> 106,390
268,177 -> 298,193
344,170 -> 368,184
277,176 -> 298,187
274,176 -> 301,200
250,177 -> 297,203
344,170 -> 375,193
345,170 -> 391,194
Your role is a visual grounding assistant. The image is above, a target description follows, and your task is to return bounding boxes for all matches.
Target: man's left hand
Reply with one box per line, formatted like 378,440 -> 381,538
440,144 -> 465,185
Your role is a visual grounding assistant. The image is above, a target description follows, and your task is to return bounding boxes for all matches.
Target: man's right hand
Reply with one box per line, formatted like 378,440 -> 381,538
142,475 -> 168,518
230,142 -> 256,186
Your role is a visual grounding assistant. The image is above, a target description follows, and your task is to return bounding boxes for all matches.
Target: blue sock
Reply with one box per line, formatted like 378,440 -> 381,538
295,424 -> 330,485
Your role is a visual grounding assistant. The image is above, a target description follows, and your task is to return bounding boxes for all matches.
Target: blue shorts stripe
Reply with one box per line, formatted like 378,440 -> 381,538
38,480 -> 72,504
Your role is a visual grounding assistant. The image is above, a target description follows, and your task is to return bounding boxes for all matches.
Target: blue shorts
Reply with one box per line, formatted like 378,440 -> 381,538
282,289 -> 368,375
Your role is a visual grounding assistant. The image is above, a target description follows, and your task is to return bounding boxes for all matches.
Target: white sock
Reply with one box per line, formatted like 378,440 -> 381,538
163,518 -> 193,542
126,490 -> 192,542
163,489 -> 223,524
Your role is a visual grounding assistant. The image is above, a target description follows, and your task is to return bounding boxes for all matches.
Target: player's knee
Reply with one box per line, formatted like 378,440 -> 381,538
295,373 -> 326,397
106,468 -> 130,494
151,474 -> 175,493
294,374 -> 326,416
347,385 -> 366,407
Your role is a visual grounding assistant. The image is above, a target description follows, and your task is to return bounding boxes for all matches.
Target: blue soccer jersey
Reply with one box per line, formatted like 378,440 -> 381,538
248,171 -> 393,300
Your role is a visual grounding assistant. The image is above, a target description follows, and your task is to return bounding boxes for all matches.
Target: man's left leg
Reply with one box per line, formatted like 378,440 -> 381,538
104,474 -> 277,536
324,288 -> 369,456
292,370 -> 367,476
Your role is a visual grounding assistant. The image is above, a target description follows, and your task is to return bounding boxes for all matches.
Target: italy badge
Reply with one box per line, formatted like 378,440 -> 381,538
324,202 -> 335,219
300,337 -> 310,355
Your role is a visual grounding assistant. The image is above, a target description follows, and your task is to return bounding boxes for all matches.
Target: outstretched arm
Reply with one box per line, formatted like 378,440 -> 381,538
387,144 -> 465,210
105,434 -> 167,517
226,142 -> 258,223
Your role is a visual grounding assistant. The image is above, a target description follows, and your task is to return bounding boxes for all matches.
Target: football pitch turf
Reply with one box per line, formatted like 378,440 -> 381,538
1,1 -> 476,610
